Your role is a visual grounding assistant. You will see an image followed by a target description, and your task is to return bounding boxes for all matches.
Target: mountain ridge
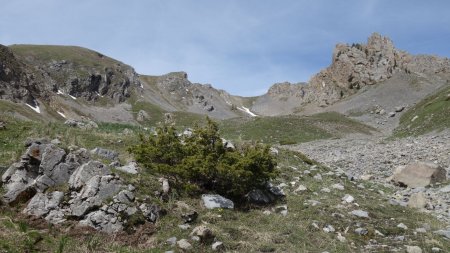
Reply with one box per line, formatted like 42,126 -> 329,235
1,33 -> 449,125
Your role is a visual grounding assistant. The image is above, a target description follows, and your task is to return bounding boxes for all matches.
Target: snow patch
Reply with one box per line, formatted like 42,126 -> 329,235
68,94 -> 77,100
25,102 -> 41,114
238,106 -> 257,117
140,83 -> 144,89
225,100 -> 232,106
57,111 -> 66,118
57,90 -> 64,95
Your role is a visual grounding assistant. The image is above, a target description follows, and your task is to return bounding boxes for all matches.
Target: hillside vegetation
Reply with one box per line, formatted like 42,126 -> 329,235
394,85 -> 450,137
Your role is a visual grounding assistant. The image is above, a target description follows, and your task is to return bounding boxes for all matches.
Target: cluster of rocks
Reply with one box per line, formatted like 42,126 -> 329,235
371,104 -> 405,118
292,130 -> 450,223
1,139 -> 159,233
64,118 -> 98,129
0,120 -> 5,130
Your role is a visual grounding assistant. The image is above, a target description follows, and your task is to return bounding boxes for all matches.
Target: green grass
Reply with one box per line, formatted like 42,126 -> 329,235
394,85 -> 450,137
219,112 -> 375,145
1,116 -> 449,252
9,44 -> 120,69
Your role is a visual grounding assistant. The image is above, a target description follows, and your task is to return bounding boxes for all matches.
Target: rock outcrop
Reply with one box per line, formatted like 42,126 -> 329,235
0,44 -> 140,108
1,139 -> 161,233
305,33 -> 450,106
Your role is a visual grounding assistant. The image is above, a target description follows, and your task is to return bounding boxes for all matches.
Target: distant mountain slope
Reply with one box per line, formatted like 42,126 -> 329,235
249,33 -> 450,116
1,33 -> 449,128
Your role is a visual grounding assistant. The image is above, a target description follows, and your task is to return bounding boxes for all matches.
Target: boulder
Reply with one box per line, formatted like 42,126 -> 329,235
177,239 -> 192,251
190,225 -> 215,244
116,161 -> 139,174
247,189 -> 276,205
407,192 -> 427,209
68,161 -> 110,190
79,210 -> 123,233
1,162 -> 38,204
201,194 -> 234,209
23,191 -> 64,218
90,147 -> 119,161
139,203 -> 161,222
136,110 -> 149,122
70,175 -> 122,217
391,162 -> 447,187
39,144 -> 66,175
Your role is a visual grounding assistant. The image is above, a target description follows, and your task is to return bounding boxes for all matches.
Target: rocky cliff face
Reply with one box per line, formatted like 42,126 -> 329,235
1,44 -> 140,106
304,33 -> 450,106
0,45 -> 38,106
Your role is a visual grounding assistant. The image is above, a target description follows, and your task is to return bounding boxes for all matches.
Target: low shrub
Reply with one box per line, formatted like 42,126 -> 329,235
128,118 -> 278,200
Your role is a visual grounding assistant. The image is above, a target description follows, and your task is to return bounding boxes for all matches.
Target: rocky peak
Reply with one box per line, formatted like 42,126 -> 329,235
305,33 -> 450,106
267,82 -> 307,98
157,72 -> 190,92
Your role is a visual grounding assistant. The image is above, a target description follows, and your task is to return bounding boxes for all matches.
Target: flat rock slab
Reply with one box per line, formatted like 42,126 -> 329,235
202,194 -> 234,209
392,162 -> 447,188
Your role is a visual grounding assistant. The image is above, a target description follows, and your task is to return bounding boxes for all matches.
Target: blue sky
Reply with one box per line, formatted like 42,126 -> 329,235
1,0 -> 449,96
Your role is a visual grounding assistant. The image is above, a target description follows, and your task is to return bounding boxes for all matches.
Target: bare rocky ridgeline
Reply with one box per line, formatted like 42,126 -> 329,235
251,33 -> 450,116
291,130 -> 450,223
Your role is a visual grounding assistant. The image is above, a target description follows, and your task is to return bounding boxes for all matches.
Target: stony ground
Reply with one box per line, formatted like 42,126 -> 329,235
289,130 -> 450,224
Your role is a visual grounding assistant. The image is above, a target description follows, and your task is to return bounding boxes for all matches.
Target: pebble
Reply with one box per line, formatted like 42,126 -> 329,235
355,228 -> 368,235
350,210 -> 369,218
331,183 -> 345,190
342,194 -> 355,203
397,223 -> 408,230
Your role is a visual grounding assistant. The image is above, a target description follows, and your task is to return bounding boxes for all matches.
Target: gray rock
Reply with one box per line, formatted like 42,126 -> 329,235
212,241 -> 224,251
267,183 -> 285,197
395,106 -> 405,112
1,163 -> 38,204
269,147 -> 279,156
68,161 -> 110,190
434,229 -> 450,239
79,210 -> 123,233
397,223 -> 408,230
221,138 -> 235,150
115,190 -> 135,204
388,112 -> 396,117
391,162 -> 447,187
139,203 -> 161,222
39,145 -> 66,176
90,147 -> 119,161
136,110 -> 149,122
70,175 -> 122,217
190,225 -> 214,243
45,209 -> 67,224
176,239 -> 192,251
408,192 -> 427,209
65,119 -> 98,129
201,194 -> 234,209
247,189 -> 276,205
405,245 -> 422,253
116,161 -> 139,174
350,210 -> 369,218
23,191 -> 64,218
166,237 -> 177,246
439,184 -> 450,193
354,228 -> 368,235
342,194 -> 355,203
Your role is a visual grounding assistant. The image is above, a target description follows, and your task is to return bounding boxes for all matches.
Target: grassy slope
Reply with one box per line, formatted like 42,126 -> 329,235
1,149 -> 449,252
220,112 -> 375,145
394,85 -> 450,137
9,44 -> 120,69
